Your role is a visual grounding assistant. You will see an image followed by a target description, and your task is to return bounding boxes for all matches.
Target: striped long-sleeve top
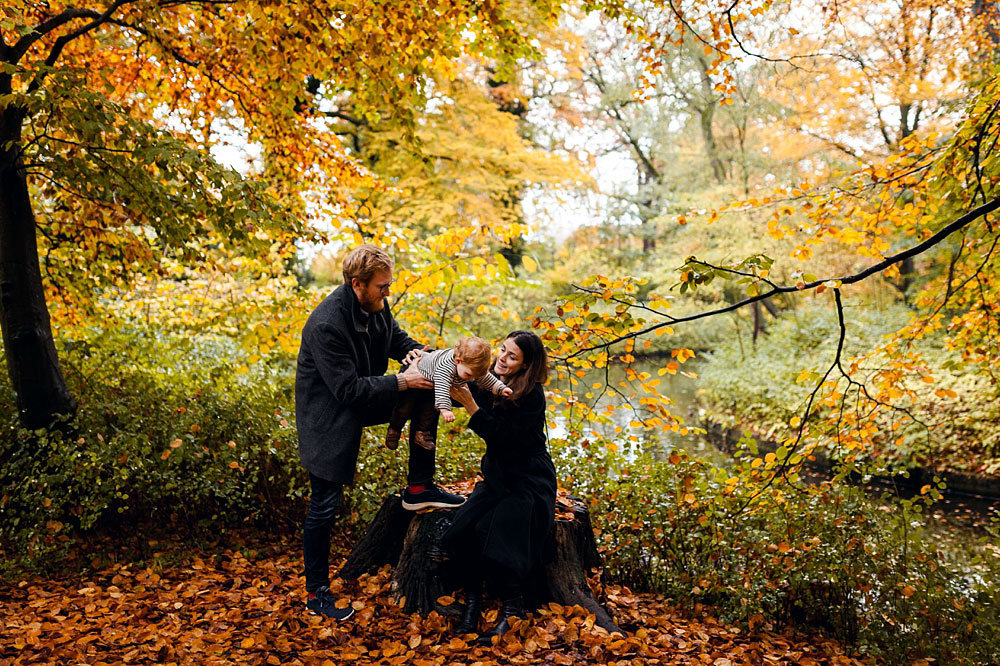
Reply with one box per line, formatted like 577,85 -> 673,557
416,348 -> 509,411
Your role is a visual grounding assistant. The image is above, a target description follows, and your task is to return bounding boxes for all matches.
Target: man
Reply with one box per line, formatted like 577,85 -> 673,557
296,244 -> 465,620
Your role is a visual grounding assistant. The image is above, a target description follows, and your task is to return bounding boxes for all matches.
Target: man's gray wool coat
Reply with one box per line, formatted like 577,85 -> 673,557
295,283 -> 421,484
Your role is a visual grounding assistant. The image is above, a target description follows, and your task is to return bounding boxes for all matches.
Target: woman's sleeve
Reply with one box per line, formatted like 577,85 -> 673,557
467,385 -> 545,455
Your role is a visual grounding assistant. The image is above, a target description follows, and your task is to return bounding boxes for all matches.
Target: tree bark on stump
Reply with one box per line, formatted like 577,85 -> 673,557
340,490 -> 621,633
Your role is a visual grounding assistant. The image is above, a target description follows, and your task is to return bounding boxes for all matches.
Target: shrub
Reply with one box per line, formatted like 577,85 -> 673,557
0,326 -> 303,568
0,323 -> 488,570
550,424 -> 1000,664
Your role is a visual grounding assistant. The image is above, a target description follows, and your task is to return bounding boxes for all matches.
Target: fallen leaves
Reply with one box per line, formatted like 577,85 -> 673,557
0,535 -> 876,665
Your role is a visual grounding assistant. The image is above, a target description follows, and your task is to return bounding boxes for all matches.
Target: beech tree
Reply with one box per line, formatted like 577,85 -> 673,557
536,0 -> 1000,493
0,0 -> 565,428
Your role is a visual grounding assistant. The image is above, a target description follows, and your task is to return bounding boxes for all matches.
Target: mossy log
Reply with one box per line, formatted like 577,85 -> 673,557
339,488 -> 620,633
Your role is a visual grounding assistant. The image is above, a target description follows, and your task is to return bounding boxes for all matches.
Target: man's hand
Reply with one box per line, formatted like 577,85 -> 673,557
440,409 -> 456,423
401,364 -> 433,390
500,387 -> 513,398
403,345 -> 429,367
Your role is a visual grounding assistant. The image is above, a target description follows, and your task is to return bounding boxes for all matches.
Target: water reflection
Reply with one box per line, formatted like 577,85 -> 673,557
547,357 -> 728,464
547,357 -> 998,564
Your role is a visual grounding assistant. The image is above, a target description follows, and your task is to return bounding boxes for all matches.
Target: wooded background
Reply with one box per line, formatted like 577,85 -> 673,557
2,1 -> 999,663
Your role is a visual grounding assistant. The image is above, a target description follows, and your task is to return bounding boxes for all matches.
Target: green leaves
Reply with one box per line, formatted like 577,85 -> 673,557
674,253 -> 775,294
18,74 -> 297,300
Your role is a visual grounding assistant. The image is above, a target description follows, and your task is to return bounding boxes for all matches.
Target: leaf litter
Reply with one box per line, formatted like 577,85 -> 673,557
0,535 -> 875,665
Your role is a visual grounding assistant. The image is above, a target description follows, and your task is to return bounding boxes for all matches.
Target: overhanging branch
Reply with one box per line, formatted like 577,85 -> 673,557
27,1 -> 134,93
561,195 -> 1000,360
11,8 -> 104,63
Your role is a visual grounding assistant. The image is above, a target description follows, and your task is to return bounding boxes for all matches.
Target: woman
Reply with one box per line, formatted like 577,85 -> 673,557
443,330 -> 556,645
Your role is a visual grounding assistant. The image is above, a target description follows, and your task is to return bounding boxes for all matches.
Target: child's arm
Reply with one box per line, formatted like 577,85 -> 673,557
432,351 -> 457,414
477,372 -> 512,398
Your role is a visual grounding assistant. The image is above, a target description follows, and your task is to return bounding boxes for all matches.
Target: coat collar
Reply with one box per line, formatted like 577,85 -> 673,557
336,282 -> 371,333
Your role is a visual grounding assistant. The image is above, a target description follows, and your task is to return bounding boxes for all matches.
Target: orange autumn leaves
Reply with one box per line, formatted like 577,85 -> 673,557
1,536 -> 873,665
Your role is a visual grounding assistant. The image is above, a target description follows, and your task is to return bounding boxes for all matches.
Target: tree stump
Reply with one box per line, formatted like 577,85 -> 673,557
339,485 -> 621,633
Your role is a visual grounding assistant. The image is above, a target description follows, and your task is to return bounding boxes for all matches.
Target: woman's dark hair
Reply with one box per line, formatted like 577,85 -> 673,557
500,330 -> 549,401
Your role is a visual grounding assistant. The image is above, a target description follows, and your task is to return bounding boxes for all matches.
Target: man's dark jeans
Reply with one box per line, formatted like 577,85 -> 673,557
303,396 -> 437,592
304,473 -> 345,593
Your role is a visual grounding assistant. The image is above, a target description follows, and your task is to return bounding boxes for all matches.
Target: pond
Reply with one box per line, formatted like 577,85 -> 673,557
549,357 -> 999,569
548,356 -> 729,465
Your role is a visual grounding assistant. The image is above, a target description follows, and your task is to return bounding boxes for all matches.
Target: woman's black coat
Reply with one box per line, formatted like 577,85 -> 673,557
443,381 -> 556,580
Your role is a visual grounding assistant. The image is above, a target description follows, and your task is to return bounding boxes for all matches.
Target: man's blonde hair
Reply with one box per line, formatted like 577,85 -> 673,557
342,244 -> 393,285
454,337 -> 493,376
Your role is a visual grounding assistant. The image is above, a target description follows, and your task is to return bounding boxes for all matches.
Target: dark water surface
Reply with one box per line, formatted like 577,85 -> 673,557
552,358 -> 999,564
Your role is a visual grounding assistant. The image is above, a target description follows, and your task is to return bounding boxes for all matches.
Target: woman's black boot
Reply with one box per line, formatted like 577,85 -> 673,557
477,596 -> 524,646
454,593 -> 482,635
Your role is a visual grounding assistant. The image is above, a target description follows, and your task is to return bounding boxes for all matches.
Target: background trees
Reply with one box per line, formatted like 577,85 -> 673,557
0,0 -> 565,427
3,1 -> 1000,661
536,0 -> 1000,467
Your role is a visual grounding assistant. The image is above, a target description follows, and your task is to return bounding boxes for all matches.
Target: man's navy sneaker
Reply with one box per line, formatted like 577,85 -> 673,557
401,484 -> 466,511
306,586 -> 355,620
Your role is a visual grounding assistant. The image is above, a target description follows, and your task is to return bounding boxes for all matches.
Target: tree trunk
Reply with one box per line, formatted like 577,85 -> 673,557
761,297 -> 780,319
0,97 -> 76,429
698,103 -> 727,185
895,255 -> 916,304
751,301 -> 765,344
340,489 -> 621,633
692,48 -> 727,185
540,491 -> 618,631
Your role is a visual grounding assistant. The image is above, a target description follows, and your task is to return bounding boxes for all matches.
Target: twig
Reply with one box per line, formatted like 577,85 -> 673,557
558,196 -> 1000,360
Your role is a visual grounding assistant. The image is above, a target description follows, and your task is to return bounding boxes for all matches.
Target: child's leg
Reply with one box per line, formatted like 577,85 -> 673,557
411,392 -> 439,450
386,394 -> 415,450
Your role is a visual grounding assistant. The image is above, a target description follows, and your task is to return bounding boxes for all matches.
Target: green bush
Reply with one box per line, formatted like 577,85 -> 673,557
0,326 -> 304,567
550,426 -> 1000,664
0,323 -> 490,569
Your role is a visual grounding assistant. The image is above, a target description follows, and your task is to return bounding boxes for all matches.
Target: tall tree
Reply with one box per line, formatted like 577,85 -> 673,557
0,0 -> 563,427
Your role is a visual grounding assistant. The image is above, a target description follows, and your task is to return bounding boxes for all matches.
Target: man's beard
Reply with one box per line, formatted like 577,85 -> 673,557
361,294 -> 385,313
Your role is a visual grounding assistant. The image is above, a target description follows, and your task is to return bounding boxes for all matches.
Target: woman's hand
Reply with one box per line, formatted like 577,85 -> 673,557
450,384 -> 478,416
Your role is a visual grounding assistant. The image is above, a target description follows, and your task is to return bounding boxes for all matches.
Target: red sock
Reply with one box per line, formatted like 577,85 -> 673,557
408,483 -> 426,494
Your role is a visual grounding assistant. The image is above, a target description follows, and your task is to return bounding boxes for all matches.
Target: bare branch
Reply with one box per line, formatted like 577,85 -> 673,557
795,127 -> 869,163
11,8 -> 104,64
325,110 -> 365,126
729,289 -> 846,515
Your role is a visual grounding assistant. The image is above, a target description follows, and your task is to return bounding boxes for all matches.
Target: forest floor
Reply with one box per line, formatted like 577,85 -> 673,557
0,531 -> 879,666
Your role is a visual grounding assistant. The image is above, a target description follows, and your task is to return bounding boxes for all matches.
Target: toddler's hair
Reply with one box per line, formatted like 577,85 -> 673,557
454,337 -> 493,376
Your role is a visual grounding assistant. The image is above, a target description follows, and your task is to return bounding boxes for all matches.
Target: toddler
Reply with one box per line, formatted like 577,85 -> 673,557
386,336 -> 512,450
